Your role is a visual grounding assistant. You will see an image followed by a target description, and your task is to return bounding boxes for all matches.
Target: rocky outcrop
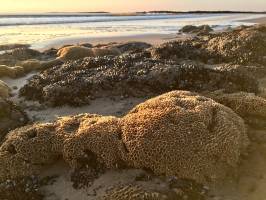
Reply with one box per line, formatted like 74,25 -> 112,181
0,91 -> 249,184
151,25 -> 266,65
19,53 -> 258,106
0,98 -> 29,143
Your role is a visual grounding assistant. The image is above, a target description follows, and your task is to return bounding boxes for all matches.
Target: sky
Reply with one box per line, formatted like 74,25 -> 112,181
0,0 -> 266,13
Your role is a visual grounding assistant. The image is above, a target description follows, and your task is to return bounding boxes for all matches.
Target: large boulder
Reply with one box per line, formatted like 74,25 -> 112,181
120,91 -> 249,182
0,80 -> 10,98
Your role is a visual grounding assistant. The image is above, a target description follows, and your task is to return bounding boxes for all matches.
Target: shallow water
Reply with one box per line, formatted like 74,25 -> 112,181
0,13 -> 265,49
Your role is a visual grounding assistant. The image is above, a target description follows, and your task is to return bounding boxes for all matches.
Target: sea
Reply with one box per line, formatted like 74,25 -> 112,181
0,13 -> 265,49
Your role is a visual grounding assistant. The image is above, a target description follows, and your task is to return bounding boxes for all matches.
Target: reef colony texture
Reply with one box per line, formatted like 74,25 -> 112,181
0,91 -> 249,184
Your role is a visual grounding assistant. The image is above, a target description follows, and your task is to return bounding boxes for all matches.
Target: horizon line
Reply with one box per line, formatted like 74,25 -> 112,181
0,10 -> 266,15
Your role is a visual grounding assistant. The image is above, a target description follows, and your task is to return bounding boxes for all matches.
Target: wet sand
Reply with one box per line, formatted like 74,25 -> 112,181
242,16 -> 266,24
34,33 -> 178,51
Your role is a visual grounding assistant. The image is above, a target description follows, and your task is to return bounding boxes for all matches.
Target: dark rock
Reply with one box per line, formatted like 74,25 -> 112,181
179,25 -> 213,34
19,52 -> 258,107
116,42 -> 152,53
153,25 -> 266,65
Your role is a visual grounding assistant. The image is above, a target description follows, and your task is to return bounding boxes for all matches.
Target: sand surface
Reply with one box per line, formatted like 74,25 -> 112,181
241,16 -> 266,24
34,33 -> 177,51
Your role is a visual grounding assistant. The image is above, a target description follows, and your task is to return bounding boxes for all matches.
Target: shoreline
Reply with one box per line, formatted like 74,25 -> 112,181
33,33 -> 178,51
240,16 -> 266,24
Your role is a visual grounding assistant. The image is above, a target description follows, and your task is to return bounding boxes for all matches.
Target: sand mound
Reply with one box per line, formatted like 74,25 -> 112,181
19,54 -> 258,106
57,46 -> 94,61
120,91 -> 249,182
0,80 -> 10,98
0,91 -> 249,184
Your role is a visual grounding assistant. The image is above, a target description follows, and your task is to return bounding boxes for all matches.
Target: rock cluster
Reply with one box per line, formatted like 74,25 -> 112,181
0,91 -> 249,184
19,53 -> 258,106
152,25 -> 266,65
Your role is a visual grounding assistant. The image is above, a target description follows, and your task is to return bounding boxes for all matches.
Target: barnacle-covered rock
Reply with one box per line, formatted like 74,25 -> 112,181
0,123 -> 63,180
19,54 -> 258,106
151,25 -> 266,65
120,91 -> 249,183
63,115 -> 124,169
